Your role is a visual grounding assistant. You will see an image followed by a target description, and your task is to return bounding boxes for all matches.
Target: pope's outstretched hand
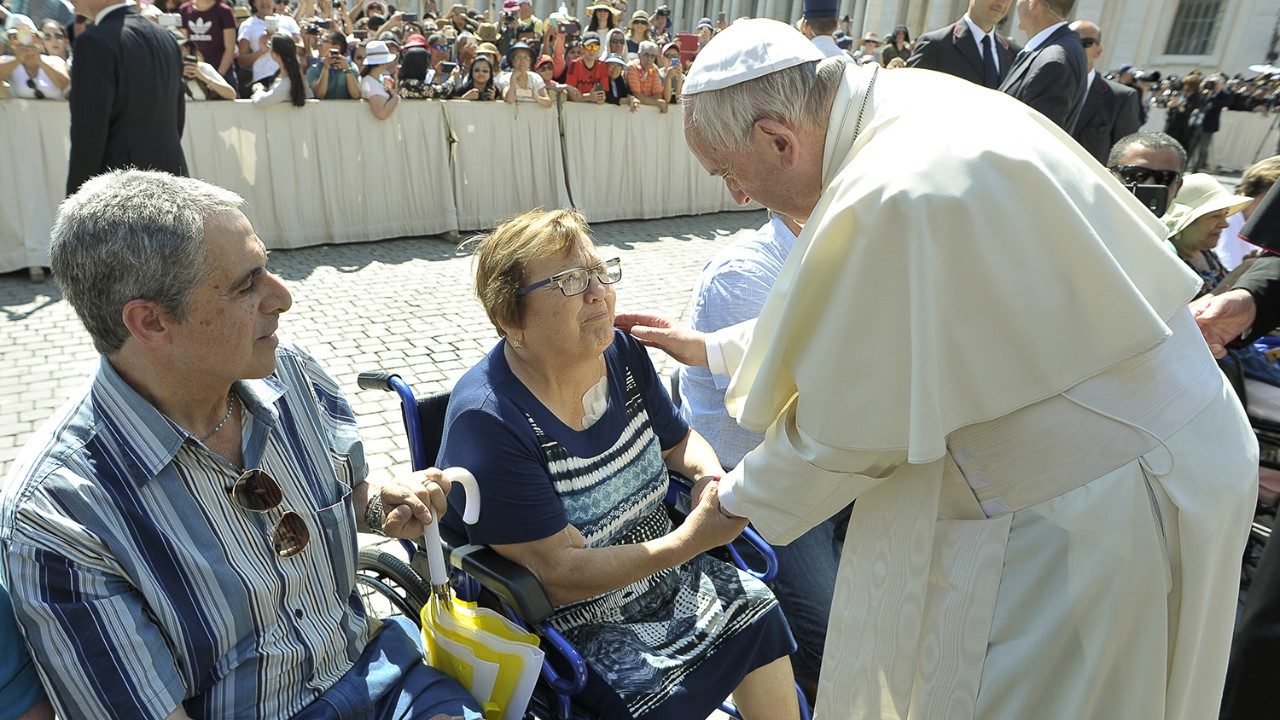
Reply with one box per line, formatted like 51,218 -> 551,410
615,312 -> 710,367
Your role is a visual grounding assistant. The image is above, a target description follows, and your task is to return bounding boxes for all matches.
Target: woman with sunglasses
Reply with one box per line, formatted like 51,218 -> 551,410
0,24 -> 69,100
439,208 -> 801,720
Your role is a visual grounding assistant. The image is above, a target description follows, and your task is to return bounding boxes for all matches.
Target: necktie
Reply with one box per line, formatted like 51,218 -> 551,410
981,33 -> 1000,88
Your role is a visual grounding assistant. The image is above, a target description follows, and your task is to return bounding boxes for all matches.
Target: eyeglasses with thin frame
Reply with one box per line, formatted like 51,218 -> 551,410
230,468 -> 311,558
518,257 -> 621,297
1080,37 -> 1098,48
1110,165 -> 1181,187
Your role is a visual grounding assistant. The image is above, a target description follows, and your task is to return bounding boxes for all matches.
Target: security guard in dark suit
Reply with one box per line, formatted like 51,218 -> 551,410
1067,20 -> 1140,164
907,0 -> 1019,88
66,1 -> 188,195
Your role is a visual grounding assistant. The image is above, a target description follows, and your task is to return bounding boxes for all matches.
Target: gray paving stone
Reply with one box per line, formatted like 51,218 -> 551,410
0,210 -> 766,483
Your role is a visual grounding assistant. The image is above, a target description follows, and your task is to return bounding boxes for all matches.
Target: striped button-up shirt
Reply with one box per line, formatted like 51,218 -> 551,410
1,343 -> 373,720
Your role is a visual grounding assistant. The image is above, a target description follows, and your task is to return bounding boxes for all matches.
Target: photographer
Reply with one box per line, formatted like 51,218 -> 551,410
452,54 -> 496,100
179,0 -> 236,85
0,17 -> 69,99
563,30 -> 607,103
237,0 -> 302,95
659,40 -> 682,103
359,38 -> 400,118
497,1 -> 519,54
306,29 -> 359,98
250,33 -> 311,105
178,35 -> 236,99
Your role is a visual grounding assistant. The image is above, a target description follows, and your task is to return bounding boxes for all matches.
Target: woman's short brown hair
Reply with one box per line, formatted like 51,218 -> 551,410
472,208 -> 593,336
1238,156 -> 1280,199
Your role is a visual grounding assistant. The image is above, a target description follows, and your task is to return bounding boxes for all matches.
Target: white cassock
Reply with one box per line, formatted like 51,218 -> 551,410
696,50 -> 1258,720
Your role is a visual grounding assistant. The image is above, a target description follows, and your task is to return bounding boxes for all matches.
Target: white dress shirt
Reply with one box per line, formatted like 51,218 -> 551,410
1024,20 -> 1067,52
961,13 -> 1000,73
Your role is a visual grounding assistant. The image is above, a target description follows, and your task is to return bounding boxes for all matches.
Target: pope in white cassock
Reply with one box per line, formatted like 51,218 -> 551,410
618,18 -> 1258,720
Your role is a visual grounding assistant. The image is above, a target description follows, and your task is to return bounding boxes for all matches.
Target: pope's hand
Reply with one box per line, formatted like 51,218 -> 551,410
1190,288 -> 1256,358
614,312 -> 708,367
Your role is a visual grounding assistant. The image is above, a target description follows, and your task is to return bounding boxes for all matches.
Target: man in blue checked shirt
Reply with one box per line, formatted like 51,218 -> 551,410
0,170 -> 480,720
677,212 -> 851,704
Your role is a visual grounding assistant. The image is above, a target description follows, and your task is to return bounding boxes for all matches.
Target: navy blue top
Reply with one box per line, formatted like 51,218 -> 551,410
439,330 -> 689,545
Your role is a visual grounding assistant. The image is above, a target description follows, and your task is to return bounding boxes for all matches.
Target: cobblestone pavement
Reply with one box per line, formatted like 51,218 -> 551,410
0,210 -> 768,486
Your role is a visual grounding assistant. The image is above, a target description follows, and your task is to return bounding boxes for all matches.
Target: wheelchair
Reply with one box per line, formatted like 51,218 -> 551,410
353,369 -> 813,720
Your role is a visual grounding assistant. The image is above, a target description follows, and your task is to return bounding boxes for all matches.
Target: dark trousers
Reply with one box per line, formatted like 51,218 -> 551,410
1221,530 -> 1280,719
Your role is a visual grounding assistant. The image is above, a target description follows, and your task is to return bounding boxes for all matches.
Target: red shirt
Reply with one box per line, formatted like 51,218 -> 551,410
179,0 -> 237,69
564,58 -> 610,94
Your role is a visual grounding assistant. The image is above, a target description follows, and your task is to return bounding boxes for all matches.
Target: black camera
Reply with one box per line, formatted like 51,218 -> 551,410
315,18 -> 332,28
1135,69 -> 1161,84
305,23 -> 321,34
502,10 -> 515,22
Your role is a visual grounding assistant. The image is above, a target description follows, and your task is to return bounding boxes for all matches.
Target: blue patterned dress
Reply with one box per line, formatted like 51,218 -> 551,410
439,331 -> 794,719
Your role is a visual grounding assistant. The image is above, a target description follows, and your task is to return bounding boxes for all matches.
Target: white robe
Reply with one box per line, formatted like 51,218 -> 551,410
711,65 -> 1259,719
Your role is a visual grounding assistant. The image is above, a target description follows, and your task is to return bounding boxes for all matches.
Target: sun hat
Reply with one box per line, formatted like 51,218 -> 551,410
1164,173 -> 1254,238
630,10 -> 649,24
585,2 -> 618,16
363,39 -> 397,66
604,53 -> 626,67
580,31 -> 601,46
861,31 -> 880,43
477,41 -> 501,60
536,53 -> 555,68
696,17 -> 713,31
476,22 -> 498,41
506,41 -> 535,64
402,33 -> 429,49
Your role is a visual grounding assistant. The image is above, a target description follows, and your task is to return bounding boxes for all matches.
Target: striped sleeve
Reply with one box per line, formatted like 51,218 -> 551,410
3,533 -> 186,720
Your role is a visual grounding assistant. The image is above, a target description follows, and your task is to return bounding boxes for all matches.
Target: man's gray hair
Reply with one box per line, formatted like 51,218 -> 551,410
638,40 -> 658,55
683,56 -> 845,153
1108,131 -> 1187,170
51,170 -> 246,355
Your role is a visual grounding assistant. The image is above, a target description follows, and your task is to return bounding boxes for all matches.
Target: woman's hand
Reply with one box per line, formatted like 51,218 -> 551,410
628,96 -> 639,112
681,481 -> 747,552
461,87 -> 479,100
182,62 -> 199,79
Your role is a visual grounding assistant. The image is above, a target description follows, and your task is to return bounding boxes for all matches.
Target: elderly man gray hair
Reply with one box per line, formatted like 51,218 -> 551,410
621,17 -> 1256,720
3,170 -> 481,720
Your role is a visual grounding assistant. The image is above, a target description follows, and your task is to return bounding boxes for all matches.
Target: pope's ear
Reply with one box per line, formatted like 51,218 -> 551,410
752,117 -> 798,161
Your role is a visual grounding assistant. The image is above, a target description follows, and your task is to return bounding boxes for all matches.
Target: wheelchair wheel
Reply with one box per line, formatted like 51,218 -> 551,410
356,547 -> 433,623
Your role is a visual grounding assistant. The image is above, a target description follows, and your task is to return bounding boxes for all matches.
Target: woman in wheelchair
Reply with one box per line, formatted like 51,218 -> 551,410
438,209 -> 800,720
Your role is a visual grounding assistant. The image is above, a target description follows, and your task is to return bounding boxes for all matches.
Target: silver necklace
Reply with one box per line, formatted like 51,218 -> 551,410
196,393 -> 238,442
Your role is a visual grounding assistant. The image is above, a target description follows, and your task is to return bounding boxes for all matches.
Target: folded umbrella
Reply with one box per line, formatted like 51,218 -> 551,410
422,468 -> 545,720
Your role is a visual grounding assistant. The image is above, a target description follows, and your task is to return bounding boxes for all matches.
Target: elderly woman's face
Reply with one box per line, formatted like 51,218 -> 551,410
514,241 -> 617,357
1179,208 -> 1231,253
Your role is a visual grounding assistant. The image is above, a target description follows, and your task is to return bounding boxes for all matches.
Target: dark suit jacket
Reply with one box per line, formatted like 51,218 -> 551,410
1070,73 -> 1142,164
906,19 -> 1019,88
1234,255 -> 1280,341
998,24 -> 1087,132
66,6 -> 187,196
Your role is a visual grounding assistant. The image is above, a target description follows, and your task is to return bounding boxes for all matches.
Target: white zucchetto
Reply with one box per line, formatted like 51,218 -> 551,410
684,18 -> 825,95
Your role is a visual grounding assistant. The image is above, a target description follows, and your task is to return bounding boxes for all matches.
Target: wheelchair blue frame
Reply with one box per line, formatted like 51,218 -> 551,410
364,371 -> 810,720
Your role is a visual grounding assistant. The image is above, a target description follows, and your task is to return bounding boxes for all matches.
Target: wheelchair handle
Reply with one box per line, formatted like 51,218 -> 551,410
356,370 -> 399,391
423,467 -> 481,586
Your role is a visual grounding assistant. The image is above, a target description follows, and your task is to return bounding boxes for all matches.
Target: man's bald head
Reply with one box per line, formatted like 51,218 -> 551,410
1068,20 -> 1101,71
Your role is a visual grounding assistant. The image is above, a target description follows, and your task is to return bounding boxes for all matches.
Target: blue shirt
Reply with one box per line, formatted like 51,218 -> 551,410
679,216 -> 796,469
0,573 -> 45,720
0,343 -> 372,720
438,330 -> 689,546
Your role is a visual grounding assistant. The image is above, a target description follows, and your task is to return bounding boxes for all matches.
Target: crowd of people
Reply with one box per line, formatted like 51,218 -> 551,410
0,0 -> 712,116
6,0 -> 1280,719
